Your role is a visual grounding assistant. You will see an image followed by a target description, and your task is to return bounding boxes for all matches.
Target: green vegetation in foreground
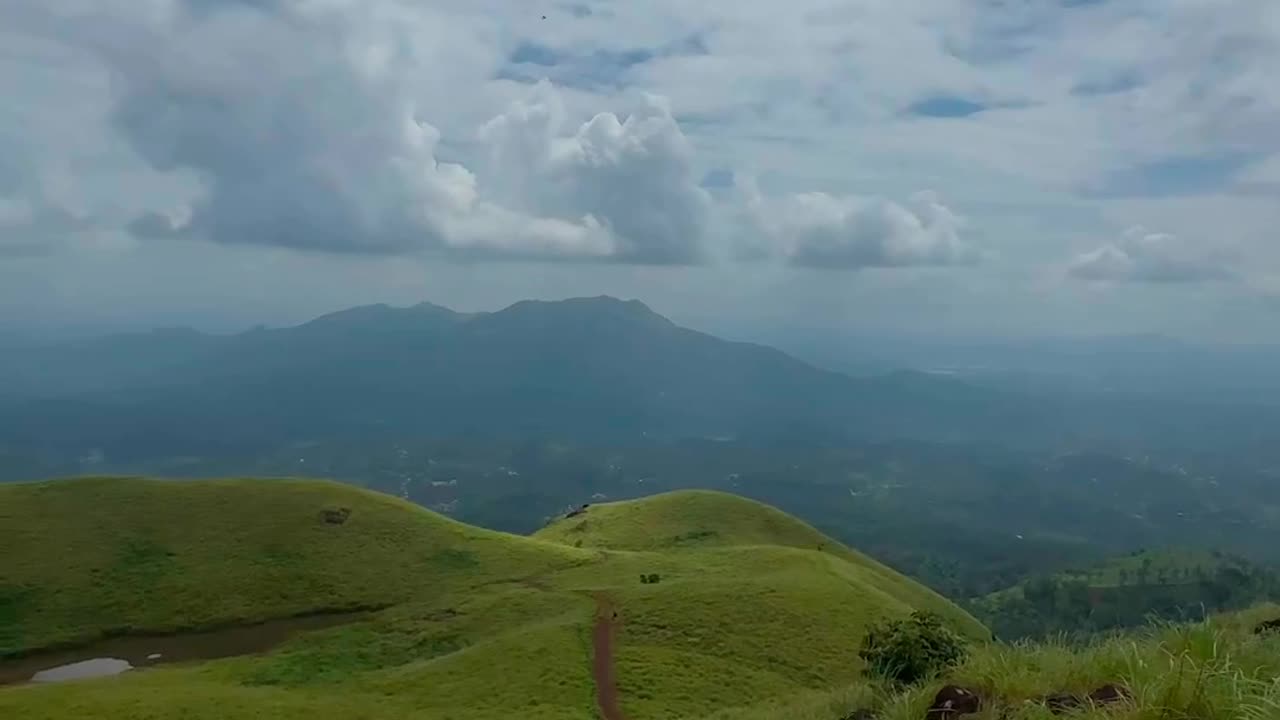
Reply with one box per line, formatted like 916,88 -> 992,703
711,604 -> 1280,720
0,478 -> 983,719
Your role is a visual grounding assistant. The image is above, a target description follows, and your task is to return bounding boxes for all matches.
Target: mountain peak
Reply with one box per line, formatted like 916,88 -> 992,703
496,296 -> 668,322
410,300 -> 462,315
503,294 -> 633,307
299,303 -> 394,327
289,301 -> 465,336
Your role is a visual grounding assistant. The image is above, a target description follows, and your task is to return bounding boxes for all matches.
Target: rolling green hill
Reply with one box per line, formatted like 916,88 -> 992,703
0,476 -> 587,655
0,477 -> 984,720
534,489 -> 850,552
534,490 -> 979,635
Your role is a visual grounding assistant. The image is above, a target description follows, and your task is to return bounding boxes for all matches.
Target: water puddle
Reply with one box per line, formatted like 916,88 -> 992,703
30,657 -> 133,683
0,611 -> 366,686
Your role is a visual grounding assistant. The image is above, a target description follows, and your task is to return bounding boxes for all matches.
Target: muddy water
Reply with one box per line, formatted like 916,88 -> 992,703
0,612 -> 366,686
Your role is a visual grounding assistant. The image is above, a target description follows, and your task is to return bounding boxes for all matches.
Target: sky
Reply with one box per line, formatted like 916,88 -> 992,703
1,0 -> 1279,342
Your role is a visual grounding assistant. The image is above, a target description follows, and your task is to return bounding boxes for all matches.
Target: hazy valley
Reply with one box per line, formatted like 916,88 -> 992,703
4,298 -> 1280,719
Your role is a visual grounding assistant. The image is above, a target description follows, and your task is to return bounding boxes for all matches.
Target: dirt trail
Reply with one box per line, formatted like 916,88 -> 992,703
591,593 -> 627,720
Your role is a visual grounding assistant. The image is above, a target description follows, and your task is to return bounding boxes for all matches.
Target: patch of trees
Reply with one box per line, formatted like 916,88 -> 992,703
977,557 -> 1280,640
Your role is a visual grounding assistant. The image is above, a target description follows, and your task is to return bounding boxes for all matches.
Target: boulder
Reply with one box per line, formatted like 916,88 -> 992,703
1254,618 -> 1280,635
320,506 -> 351,525
1038,683 -> 1130,714
1087,683 -> 1132,708
925,685 -> 981,719
1041,692 -> 1083,715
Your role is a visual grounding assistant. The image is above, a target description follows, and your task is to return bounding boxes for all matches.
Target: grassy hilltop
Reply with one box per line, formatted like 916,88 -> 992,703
6,477 -> 1278,720
532,490 -> 975,637
0,477 -> 983,720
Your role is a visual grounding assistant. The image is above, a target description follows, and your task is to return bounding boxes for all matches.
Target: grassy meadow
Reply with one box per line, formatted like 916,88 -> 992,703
4,478 -> 1279,719
0,476 -> 587,654
1,477 -> 982,719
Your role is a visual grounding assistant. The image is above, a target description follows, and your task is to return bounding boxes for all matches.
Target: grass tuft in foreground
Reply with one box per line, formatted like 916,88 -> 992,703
731,603 -> 1280,720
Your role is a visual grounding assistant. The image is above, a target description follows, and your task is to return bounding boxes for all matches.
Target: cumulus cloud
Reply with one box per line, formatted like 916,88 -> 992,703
1069,227 -> 1235,284
479,82 -> 710,264
12,1 -> 705,264
13,1 -> 471,254
740,180 -> 979,269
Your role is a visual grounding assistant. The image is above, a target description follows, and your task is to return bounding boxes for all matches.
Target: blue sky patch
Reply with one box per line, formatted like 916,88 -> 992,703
700,168 -> 734,188
1072,70 -> 1142,96
907,96 -> 989,118
501,33 -> 705,92
509,42 -> 563,66
1095,151 -> 1256,197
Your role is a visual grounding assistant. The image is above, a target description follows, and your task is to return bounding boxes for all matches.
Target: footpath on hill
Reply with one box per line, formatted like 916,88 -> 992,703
591,593 -> 626,720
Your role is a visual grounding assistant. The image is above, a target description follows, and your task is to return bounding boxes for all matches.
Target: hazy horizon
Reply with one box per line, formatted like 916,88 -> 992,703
8,294 -> 1279,353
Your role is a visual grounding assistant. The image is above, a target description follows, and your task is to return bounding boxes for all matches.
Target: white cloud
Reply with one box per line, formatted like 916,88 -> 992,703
1069,226 -> 1235,284
2,0 -> 1279,337
741,181 -> 978,269
4,2 -> 713,264
478,82 -> 710,264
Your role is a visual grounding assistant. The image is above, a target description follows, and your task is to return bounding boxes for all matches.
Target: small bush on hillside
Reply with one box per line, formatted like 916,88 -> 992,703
859,611 -> 968,685
640,573 -> 661,584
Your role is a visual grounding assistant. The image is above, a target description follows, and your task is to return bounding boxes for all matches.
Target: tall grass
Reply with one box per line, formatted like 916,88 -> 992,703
716,605 -> 1280,720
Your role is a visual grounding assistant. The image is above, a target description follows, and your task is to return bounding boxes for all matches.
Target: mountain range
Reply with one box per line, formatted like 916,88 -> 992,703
2,296 -> 1279,467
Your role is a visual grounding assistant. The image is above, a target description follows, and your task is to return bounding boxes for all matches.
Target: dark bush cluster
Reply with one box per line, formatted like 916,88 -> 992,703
858,611 -> 968,685
640,573 -> 661,584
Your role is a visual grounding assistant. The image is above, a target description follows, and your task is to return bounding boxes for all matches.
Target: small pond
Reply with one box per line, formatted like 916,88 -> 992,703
0,612 -> 366,686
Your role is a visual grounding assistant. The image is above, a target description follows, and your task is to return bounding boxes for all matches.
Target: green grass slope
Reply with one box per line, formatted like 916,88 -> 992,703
533,489 -> 844,552
0,476 -> 586,655
535,489 -> 984,638
1,478 -> 984,720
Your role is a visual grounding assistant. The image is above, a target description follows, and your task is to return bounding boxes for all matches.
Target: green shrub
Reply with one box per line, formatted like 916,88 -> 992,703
858,611 -> 967,685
